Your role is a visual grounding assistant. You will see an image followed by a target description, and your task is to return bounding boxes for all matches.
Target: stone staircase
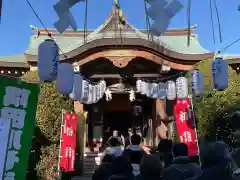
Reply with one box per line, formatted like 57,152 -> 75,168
72,152 -> 101,180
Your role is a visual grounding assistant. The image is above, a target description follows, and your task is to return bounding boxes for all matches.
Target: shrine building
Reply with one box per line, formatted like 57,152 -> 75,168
1,7 -> 240,150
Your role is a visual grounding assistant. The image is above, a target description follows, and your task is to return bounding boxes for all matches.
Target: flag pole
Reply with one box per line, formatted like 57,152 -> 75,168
57,109 -> 65,179
188,95 -> 202,166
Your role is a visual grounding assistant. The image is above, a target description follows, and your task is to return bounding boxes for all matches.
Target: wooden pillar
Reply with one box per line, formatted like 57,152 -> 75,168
74,101 -> 85,174
152,99 -> 169,146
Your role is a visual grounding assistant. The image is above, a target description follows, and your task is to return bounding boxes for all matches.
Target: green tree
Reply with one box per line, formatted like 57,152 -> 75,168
22,71 -> 74,179
192,60 -> 240,148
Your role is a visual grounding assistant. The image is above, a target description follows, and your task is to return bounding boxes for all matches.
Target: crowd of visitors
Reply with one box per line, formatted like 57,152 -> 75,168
92,133 -> 240,180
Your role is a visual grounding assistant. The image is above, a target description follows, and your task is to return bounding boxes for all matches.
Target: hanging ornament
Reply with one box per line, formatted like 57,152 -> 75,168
190,70 -> 204,97
69,74 -> 83,100
158,83 -> 167,99
147,0 -> 183,36
176,77 -> 188,99
81,80 -> 89,104
38,39 -> 59,81
56,63 -> 74,94
150,83 -> 159,99
129,89 -> 136,102
166,80 -> 176,100
211,57 -> 228,90
136,79 -> 142,93
105,88 -> 112,102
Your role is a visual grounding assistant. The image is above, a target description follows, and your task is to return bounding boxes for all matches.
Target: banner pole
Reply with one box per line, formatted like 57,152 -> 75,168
188,95 -> 202,166
57,109 -> 65,179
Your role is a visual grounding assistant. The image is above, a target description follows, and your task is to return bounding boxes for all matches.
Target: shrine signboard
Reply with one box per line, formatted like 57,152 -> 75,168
0,76 -> 40,180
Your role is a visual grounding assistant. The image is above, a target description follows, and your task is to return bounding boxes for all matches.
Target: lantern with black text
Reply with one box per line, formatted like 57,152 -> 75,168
38,39 -> 59,81
150,83 -> 158,99
136,79 -> 142,93
146,83 -> 152,97
81,80 -> 89,104
190,70 -> 204,97
176,77 -> 188,99
69,74 -> 83,100
140,81 -> 147,95
56,63 -> 74,94
87,84 -> 93,104
92,85 -> 97,103
158,83 -> 167,99
211,57 -> 228,90
166,80 -> 176,100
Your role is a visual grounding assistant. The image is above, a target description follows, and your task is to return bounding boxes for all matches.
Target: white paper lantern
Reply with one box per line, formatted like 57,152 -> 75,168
95,85 -> 100,102
100,80 -> 106,97
87,84 -> 93,104
166,80 -> 176,100
140,81 -> 147,95
56,63 -> 74,94
136,79 -> 142,93
146,83 -> 152,97
92,85 -> 97,103
38,39 -> 59,81
69,74 -> 83,100
190,70 -> 204,97
158,83 -> 167,99
81,80 -> 89,103
150,83 -> 158,99
176,77 -> 188,99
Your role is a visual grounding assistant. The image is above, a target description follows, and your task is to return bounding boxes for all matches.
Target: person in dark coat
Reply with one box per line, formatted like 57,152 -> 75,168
196,141 -> 232,180
92,154 -> 115,180
156,139 -> 173,168
136,154 -> 163,180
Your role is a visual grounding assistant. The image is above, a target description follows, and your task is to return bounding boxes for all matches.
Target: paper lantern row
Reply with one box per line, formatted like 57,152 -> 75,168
69,79 -> 107,104
136,78 -> 188,100
37,39 -> 107,104
136,60 -> 228,100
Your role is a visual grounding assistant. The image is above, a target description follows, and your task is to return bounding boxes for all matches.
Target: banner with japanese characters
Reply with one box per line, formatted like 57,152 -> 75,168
59,113 -> 78,172
0,76 -> 40,180
174,97 -> 199,156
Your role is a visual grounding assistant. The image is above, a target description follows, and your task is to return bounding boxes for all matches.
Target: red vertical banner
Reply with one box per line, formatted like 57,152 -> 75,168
59,113 -> 78,172
174,98 -> 199,156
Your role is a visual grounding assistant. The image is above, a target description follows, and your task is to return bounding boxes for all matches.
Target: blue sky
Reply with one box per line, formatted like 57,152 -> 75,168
0,0 -> 239,56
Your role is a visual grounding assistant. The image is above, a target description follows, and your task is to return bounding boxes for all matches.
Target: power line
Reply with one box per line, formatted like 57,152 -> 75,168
25,0 -> 67,58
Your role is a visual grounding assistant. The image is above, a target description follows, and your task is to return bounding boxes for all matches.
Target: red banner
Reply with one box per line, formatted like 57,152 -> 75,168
59,113 -> 78,172
174,98 -> 199,156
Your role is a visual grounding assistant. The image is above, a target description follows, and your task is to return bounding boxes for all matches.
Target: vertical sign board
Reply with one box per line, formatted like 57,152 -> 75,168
174,97 -> 199,156
0,76 -> 40,180
60,113 -> 78,172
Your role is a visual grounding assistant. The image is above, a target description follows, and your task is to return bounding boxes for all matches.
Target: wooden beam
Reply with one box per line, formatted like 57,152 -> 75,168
90,74 -> 161,78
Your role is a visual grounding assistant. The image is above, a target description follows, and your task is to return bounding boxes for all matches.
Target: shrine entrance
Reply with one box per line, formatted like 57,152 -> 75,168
85,93 -> 154,151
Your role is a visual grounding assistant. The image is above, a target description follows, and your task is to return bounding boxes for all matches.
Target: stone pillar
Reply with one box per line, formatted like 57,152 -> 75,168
152,99 -> 169,146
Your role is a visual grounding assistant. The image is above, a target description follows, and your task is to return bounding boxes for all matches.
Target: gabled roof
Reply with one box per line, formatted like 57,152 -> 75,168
24,6 -> 213,61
